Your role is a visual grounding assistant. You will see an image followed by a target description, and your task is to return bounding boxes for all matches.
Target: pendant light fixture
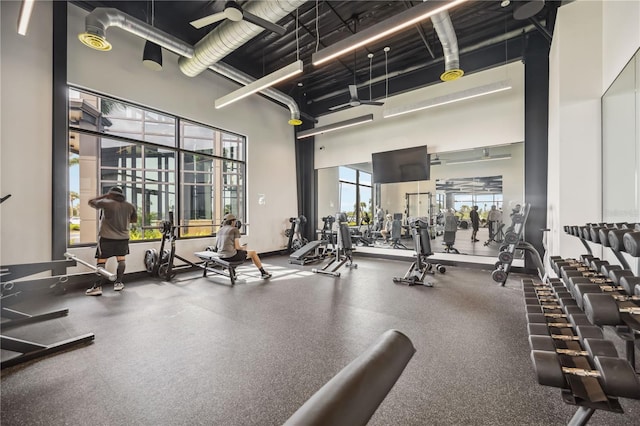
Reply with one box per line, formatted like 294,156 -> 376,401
143,0 -> 162,71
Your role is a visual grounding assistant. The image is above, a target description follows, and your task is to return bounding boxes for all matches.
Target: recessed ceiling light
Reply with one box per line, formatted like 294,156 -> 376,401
500,0 -> 511,8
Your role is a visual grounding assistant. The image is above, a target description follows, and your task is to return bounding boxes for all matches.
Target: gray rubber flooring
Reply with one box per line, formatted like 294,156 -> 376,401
1,255 -> 639,425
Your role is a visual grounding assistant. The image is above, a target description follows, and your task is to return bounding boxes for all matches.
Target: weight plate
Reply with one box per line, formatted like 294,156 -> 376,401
504,232 -> 518,245
144,249 -> 157,274
492,269 -> 508,283
498,251 -> 514,263
158,264 -> 175,281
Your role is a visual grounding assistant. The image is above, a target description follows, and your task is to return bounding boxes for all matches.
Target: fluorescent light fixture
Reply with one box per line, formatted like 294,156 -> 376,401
446,154 -> 512,165
296,114 -> 374,139
312,0 -> 468,66
17,0 -> 35,36
215,60 -> 303,109
383,80 -> 512,119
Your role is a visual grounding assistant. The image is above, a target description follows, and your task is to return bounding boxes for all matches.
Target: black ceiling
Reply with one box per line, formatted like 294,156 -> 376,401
72,1 -> 559,119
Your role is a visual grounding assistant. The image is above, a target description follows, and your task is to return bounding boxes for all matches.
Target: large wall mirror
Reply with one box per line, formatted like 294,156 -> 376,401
317,142 -> 524,260
602,48 -> 640,223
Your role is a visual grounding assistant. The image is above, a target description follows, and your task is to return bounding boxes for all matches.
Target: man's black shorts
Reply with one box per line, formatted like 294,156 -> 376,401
95,237 -> 130,259
221,250 -> 247,262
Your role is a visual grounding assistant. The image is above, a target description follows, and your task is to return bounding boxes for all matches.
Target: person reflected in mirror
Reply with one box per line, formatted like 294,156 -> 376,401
470,205 -> 480,242
487,205 -> 500,240
380,214 -> 393,243
375,206 -> 385,231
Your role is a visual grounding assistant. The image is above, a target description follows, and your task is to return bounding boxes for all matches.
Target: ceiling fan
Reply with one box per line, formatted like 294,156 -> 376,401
329,85 -> 385,112
190,1 -> 286,35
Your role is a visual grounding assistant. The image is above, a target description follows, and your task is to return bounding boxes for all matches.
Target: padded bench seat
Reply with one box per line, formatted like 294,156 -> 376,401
194,251 -> 246,285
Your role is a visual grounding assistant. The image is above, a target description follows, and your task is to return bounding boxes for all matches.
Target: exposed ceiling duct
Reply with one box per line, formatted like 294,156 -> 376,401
430,11 -> 463,81
78,7 -> 302,124
178,0 -> 307,78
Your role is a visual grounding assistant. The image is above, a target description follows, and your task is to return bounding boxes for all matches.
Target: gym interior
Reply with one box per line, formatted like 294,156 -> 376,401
2,1 -> 640,425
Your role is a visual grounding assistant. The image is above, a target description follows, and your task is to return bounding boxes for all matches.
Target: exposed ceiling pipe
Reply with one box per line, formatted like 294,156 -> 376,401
178,0 -> 307,78
430,11 -> 463,81
79,7 -> 193,57
78,7 -> 302,124
309,25 -> 536,104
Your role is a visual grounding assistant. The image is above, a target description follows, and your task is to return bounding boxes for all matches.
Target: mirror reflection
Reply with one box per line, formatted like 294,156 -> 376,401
316,142 -> 524,259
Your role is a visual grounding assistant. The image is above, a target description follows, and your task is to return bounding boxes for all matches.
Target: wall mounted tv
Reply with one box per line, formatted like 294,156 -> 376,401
372,146 -> 430,184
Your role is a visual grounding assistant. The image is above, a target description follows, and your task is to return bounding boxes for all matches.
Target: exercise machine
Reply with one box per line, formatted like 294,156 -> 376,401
393,219 -> 445,286
312,213 -> 357,277
285,215 -> 308,253
442,212 -> 460,254
0,254 -> 107,369
144,212 -> 248,285
289,215 -> 335,265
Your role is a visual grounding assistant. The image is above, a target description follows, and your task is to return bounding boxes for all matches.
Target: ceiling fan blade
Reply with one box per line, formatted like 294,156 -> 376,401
361,101 -> 385,106
242,11 -> 286,35
348,85 -> 359,100
190,11 -> 227,29
329,103 -> 351,112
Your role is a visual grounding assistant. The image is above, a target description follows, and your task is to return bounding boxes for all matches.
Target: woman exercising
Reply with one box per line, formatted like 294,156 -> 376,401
216,213 -> 272,279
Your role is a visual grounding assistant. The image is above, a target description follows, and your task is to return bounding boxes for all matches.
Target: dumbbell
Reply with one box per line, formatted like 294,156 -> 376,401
529,335 -> 618,359
607,228 -> 635,252
589,225 -> 614,243
522,281 -> 566,292
567,277 -> 613,298
623,230 -> 640,257
573,283 -> 637,309
527,312 -> 592,327
526,304 -> 583,317
620,275 -> 640,294
531,350 -> 640,398
608,268 -> 635,285
583,293 -> 640,326
528,323 -> 604,341
552,260 -> 583,276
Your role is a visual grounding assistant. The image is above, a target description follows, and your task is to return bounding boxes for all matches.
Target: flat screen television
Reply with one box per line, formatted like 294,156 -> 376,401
372,146 -> 430,184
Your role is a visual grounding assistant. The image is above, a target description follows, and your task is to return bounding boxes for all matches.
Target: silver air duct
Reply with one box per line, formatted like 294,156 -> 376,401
179,0 -> 306,77
431,11 -> 464,81
79,7 -> 301,124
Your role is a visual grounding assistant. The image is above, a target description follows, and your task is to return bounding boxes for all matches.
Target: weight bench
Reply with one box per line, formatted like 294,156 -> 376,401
194,251 -> 246,286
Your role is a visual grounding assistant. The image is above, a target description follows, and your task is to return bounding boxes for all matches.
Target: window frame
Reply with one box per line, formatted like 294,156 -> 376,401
67,87 -> 247,246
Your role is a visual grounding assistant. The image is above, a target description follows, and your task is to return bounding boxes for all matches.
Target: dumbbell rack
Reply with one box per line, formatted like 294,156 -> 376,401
523,276 -> 640,425
491,204 -> 545,286
563,224 -> 640,370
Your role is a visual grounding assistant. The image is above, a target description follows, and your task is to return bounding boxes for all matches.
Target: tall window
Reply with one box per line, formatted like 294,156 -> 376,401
338,166 -> 372,225
68,88 -> 246,245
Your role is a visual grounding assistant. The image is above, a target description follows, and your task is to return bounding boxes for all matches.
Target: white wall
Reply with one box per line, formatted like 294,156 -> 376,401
0,2 -> 299,272
314,61 -> 524,169
1,1 -> 54,264
547,0 -> 640,260
317,167 -> 339,224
